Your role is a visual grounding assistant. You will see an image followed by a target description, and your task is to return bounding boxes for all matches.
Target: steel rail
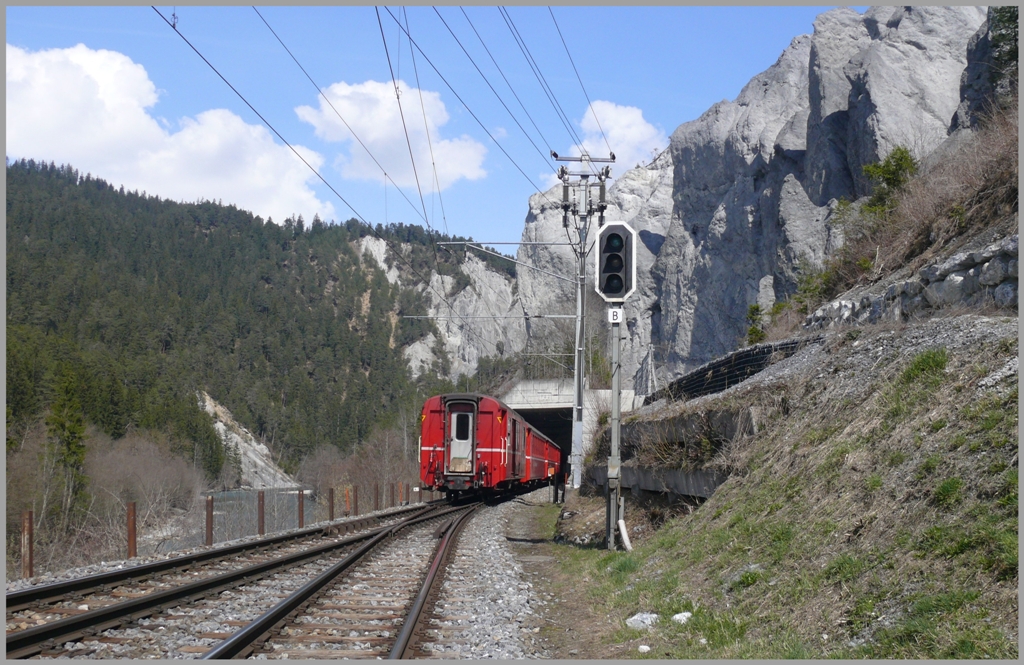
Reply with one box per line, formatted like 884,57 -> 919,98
389,504 -> 482,659
5,506 -> 433,660
200,502 -> 478,660
6,504 -> 426,612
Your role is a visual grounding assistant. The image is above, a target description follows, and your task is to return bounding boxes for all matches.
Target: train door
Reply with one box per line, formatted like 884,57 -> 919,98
512,419 -> 526,478
446,403 -> 475,474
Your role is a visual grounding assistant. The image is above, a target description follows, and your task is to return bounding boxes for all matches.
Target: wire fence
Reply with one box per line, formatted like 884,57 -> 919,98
143,480 -> 429,555
644,336 -> 825,406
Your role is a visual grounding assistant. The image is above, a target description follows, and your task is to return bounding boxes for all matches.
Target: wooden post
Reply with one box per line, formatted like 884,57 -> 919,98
21,510 -> 33,579
329,487 -> 335,522
353,486 -> 359,516
374,484 -> 379,511
298,490 -> 304,529
344,487 -> 351,516
398,482 -> 403,504
389,483 -> 395,508
205,496 -> 213,546
258,491 -> 265,536
127,502 -> 137,559
405,483 -> 410,505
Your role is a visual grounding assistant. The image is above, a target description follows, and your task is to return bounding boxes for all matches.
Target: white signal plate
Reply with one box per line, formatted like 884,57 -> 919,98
608,308 -> 624,324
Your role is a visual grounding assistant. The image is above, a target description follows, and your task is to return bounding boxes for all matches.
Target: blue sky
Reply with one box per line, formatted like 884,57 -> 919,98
7,5 -> 860,246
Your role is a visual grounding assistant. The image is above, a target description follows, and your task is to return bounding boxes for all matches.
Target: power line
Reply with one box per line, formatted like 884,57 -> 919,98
459,7 -> 555,159
381,6 -> 560,209
498,6 -> 589,168
152,6 -> 508,359
376,7 -> 432,239
432,6 -> 556,175
403,7 -> 450,237
251,6 -> 429,228
549,6 -> 612,156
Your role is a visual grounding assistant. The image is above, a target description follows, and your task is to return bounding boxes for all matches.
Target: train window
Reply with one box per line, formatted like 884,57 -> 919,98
454,413 -> 471,441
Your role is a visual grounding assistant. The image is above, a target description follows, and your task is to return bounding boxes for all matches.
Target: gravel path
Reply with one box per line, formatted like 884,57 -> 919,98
420,490 -> 551,659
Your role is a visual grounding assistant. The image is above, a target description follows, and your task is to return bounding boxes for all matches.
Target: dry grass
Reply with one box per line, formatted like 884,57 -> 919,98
881,98 -> 1018,274
551,321 -> 1018,659
765,98 -> 1018,339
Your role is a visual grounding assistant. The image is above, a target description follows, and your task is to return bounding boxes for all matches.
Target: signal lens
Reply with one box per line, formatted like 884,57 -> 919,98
603,233 -> 624,252
602,274 -> 624,294
603,255 -> 623,272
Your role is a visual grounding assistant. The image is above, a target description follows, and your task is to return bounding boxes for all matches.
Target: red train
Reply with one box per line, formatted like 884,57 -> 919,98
419,393 -> 561,495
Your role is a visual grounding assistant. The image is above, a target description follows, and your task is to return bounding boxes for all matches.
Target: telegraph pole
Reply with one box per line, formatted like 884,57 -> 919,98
552,150 -> 614,489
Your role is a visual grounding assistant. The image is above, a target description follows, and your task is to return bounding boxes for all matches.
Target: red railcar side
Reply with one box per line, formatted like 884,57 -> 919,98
419,393 -> 560,494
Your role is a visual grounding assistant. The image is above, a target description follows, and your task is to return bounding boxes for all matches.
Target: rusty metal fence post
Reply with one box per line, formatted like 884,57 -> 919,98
205,496 -> 213,546
405,483 -> 410,505
389,483 -> 395,508
21,510 -> 33,579
353,486 -> 359,516
127,502 -> 137,559
258,491 -> 265,536
329,487 -> 335,522
297,490 -> 304,529
344,487 -> 351,516
374,484 -> 379,511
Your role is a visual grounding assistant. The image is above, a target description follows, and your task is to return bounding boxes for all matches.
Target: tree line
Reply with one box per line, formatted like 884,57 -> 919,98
6,158 -> 500,483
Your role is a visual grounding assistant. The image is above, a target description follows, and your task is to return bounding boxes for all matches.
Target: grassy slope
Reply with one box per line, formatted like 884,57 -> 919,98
552,317 -> 1017,658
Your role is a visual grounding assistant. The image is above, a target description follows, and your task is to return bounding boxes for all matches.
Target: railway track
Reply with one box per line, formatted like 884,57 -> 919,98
6,501 -> 486,659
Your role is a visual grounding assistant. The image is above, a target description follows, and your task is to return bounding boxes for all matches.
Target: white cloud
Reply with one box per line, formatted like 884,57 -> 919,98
295,79 -> 486,191
542,100 -> 667,188
6,43 -> 334,223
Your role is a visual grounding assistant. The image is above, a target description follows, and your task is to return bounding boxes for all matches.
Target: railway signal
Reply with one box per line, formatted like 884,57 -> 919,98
594,222 -> 636,303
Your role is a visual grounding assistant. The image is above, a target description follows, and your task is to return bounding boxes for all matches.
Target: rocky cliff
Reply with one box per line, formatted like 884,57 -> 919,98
358,236 -> 526,381
515,6 -> 988,390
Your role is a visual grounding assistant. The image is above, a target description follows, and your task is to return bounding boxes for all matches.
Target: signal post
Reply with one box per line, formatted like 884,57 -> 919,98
595,221 -> 637,550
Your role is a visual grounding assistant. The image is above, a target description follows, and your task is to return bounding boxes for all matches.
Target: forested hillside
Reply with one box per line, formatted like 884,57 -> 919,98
6,158 -> 499,477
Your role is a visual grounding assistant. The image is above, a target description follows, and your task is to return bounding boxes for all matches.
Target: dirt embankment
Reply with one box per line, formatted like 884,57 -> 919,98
510,313 -> 1017,659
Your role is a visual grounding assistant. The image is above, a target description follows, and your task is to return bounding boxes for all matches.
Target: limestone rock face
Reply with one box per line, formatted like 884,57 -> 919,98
516,149 -> 675,393
417,254 -> 526,381
515,6 -> 984,390
361,239 -> 525,381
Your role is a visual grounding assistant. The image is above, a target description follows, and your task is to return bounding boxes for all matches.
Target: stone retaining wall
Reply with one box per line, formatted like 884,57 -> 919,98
805,234 -> 1018,330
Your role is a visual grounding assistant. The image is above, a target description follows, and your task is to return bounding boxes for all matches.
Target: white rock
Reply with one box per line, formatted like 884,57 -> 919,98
638,645 -> 651,653
626,612 -> 659,630
671,611 -> 693,624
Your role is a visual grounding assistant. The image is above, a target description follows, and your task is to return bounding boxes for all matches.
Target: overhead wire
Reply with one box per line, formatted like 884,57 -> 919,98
549,6 -> 613,157
251,6 -> 429,228
376,7 -> 432,243
380,6 -> 561,209
152,5 -> 510,358
459,7 -> 555,161
498,6 -> 592,172
377,6 -> 516,353
403,6 -> 449,237
432,6 -> 556,176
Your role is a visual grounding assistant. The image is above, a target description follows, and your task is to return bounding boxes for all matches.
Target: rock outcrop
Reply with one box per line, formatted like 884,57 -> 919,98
516,6 -> 987,391
806,232 -> 1018,330
358,237 -> 525,381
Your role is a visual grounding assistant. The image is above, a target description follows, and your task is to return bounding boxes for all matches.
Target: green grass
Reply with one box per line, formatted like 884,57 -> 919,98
883,348 -> 949,424
839,588 -> 1014,659
933,477 -> 964,508
865,474 -> 883,492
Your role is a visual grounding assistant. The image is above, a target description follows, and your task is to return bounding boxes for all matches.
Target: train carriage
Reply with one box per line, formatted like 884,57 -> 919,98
419,393 -> 561,495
